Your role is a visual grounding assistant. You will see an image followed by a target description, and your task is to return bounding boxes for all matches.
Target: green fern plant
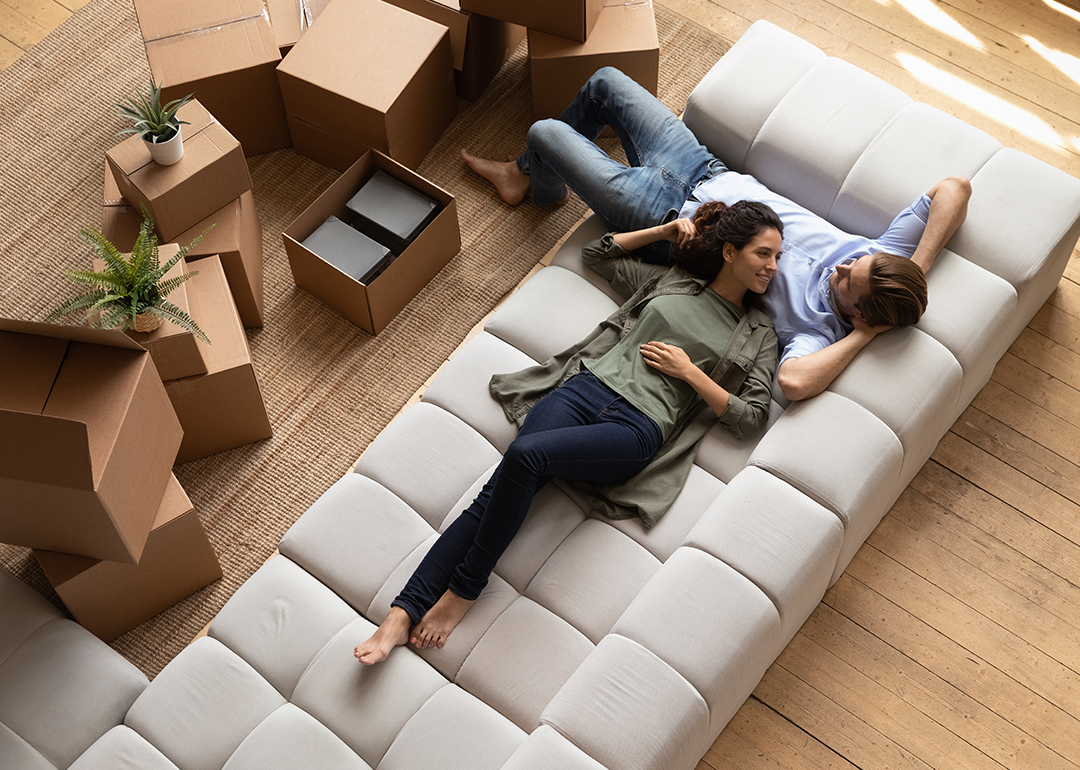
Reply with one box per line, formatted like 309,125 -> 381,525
116,78 -> 194,144
46,210 -> 212,343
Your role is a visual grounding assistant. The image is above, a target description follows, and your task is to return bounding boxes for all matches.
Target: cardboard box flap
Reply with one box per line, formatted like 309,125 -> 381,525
0,319 -> 148,353
0,410 -> 94,487
135,0 -> 268,41
530,0 -> 658,58
145,17 -> 280,83
384,0 -> 469,70
44,343 -> 148,487
266,0 -> 331,50
106,101 -> 216,179
0,331 -> 68,413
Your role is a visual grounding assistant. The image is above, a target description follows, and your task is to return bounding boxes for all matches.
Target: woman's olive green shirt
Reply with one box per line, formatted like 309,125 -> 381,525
489,234 -> 779,529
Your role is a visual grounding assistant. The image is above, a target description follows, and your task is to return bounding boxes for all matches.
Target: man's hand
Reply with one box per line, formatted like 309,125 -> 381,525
852,315 -> 894,339
640,341 -> 697,380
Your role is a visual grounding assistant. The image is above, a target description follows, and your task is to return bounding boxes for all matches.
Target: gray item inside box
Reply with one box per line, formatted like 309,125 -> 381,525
301,216 -> 393,284
345,170 -> 438,254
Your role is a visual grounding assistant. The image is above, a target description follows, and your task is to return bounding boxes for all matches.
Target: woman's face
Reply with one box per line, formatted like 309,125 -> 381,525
726,228 -> 782,294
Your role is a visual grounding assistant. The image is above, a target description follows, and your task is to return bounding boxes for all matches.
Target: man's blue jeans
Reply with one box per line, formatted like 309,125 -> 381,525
517,66 -> 724,262
392,370 -> 662,623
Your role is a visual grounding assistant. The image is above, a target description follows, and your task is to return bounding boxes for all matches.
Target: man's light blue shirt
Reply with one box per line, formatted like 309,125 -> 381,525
679,171 -> 932,364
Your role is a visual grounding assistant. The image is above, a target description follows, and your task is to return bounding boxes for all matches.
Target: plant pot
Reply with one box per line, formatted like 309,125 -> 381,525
133,312 -> 164,332
145,127 -> 184,166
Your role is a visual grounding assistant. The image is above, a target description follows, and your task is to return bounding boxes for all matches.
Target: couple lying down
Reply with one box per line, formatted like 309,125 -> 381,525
355,67 -> 971,665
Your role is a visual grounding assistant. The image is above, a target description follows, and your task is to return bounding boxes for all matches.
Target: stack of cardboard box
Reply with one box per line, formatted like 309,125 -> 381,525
104,99 -> 273,463
0,321 -> 222,642
462,0 -> 660,127
132,0 -> 291,156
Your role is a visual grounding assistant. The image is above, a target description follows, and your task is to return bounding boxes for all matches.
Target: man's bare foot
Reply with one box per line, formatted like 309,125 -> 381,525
354,607 -> 411,665
460,148 -> 531,205
411,590 -> 477,650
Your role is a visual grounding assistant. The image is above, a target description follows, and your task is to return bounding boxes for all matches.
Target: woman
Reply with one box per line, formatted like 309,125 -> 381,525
354,199 -> 783,665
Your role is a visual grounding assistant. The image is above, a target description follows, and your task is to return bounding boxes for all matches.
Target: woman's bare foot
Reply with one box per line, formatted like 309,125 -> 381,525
411,590 -> 477,650
353,607 -> 411,665
460,148 -> 531,205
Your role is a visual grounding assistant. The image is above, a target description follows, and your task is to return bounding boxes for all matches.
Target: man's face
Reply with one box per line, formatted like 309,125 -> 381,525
829,254 -> 875,321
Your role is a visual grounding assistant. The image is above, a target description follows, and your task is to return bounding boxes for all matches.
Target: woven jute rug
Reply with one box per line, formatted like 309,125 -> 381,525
0,0 -> 730,678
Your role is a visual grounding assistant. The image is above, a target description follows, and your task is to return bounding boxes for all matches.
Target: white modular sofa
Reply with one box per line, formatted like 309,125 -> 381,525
7,19 -> 1080,770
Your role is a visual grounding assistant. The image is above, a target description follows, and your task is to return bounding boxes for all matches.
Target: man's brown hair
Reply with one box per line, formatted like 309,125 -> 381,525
858,253 -> 928,327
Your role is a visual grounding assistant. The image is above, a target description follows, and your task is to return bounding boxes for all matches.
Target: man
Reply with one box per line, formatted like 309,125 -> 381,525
462,67 -> 971,402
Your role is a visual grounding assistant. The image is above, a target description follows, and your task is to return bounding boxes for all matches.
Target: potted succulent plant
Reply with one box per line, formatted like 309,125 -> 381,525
116,79 -> 194,166
46,210 -> 211,342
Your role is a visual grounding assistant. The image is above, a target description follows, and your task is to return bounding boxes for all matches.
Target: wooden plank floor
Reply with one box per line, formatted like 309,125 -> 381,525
4,1 -> 1078,769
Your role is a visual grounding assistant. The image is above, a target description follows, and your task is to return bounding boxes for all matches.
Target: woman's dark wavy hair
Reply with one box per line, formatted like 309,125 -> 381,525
670,200 -> 783,308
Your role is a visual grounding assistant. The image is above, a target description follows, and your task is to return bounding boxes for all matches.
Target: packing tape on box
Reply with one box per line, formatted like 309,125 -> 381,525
604,0 -> 654,6
300,0 -> 313,30
143,11 -> 270,44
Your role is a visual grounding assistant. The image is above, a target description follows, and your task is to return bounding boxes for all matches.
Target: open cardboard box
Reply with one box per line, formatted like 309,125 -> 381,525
33,474 -> 222,643
106,99 -> 252,242
282,150 -> 461,334
134,0 -> 291,156
529,0 -> 659,133
0,320 -> 182,564
460,0 -> 604,43
165,255 -> 273,464
276,0 -> 456,172
381,0 -> 525,100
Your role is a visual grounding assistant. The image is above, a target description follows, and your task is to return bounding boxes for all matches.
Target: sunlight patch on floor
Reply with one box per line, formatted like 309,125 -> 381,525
1023,35 -> 1080,89
896,52 -> 1080,152
892,0 -> 984,49
1042,0 -> 1080,24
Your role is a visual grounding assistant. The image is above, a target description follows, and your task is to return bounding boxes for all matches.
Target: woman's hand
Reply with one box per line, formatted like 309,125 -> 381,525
613,219 -> 697,252
640,341 -> 698,381
662,218 -> 697,248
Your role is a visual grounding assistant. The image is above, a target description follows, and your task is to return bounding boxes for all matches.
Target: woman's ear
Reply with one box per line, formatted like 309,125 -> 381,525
723,242 -> 735,263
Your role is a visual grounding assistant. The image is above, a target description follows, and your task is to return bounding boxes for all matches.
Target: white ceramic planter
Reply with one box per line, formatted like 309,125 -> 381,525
145,126 -> 184,165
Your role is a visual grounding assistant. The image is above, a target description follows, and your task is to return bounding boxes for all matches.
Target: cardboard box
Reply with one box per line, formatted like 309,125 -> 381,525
33,474 -> 222,643
0,321 -> 182,564
265,0 -> 332,54
102,160 -> 144,253
460,0 -> 603,43
276,0 -> 457,172
174,191 -> 265,328
92,246 -> 209,382
165,255 -> 273,464
283,150 -> 460,334
529,1 -> 659,132
380,0 -> 525,100
134,0 -> 291,156
106,100 -> 253,242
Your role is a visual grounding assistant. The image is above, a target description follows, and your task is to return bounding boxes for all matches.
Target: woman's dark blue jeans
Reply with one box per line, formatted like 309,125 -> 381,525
391,370 -> 662,624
